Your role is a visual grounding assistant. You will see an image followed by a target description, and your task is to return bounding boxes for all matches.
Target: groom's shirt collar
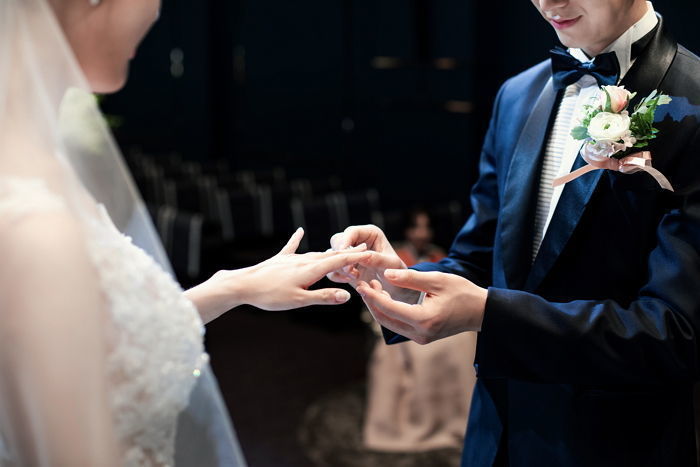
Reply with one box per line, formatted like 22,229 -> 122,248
569,1 -> 658,80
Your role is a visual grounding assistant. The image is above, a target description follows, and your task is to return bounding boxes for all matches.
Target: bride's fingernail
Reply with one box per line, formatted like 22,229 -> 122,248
335,290 -> 351,303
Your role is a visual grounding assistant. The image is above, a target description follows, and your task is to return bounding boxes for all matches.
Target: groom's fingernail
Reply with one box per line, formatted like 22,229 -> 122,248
384,269 -> 398,280
335,290 -> 351,303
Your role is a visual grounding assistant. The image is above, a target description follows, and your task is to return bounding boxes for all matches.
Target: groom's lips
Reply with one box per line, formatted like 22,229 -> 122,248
550,16 -> 582,30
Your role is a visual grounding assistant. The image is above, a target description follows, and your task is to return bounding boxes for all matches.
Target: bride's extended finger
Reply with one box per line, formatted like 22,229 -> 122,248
278,227 -> 304,255
312,252 -> 372,278
311,243 -> 367,259
357,251 -> 405,270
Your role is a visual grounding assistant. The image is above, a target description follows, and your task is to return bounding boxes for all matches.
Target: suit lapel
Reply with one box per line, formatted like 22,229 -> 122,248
525,153 -> 602,291
621,16 -> 677,111
499,78 -> 559,290
525,16 -> 678,292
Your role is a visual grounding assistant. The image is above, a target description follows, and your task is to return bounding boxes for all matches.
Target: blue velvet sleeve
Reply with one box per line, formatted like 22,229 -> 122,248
478,189 -> 700,384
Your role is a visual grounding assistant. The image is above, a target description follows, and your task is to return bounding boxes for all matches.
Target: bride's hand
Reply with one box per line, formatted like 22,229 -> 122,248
186,229 -> 370,323
326,224 -> 407,286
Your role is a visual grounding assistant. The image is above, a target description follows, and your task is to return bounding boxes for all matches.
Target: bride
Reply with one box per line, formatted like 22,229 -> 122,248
0,0 -> 369,465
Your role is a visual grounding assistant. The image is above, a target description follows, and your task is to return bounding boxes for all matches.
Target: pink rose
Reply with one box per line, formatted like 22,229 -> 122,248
599,85 -> 634,113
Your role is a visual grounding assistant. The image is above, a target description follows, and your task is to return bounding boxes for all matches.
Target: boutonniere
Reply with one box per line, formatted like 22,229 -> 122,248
553,85 -> 674,191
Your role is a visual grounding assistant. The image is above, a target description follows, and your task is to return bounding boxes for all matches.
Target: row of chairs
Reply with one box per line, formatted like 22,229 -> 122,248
145,193 -> 468,282
148,205 -> 203,280
143,188 -> 385,279
130,154 -> 469,281
129,155 -> 386,279
135,172 -> 362,243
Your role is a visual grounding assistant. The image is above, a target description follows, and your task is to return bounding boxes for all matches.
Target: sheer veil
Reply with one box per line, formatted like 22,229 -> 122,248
0,0 -> 245,464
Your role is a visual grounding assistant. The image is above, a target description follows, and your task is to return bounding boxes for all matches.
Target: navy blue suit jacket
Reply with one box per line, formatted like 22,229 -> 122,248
389,18 -> 700,466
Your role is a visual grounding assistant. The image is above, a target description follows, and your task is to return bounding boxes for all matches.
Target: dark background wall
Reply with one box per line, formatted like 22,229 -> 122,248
106,0 -> 475,209
104,0 -> 700,210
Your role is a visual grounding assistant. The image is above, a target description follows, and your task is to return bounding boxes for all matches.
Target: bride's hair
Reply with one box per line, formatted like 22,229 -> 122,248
47,0 -> 160,93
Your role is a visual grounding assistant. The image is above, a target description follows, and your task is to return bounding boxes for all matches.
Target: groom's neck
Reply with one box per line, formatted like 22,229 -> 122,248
582,2 -> 649,57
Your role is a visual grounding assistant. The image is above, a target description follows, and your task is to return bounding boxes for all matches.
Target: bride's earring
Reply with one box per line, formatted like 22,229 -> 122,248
89,0 -> 101,5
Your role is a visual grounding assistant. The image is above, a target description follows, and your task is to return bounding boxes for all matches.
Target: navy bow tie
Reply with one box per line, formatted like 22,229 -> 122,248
550,46 -> 620,90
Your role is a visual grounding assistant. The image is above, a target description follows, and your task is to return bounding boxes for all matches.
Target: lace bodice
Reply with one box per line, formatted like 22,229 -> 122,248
0,178 -> 208,467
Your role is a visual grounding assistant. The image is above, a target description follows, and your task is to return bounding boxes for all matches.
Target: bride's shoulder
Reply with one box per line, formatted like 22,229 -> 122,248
0,176 -> 67,220
0,176 -> 78,251
0,177 -> 98,322
0,176 -> 86,271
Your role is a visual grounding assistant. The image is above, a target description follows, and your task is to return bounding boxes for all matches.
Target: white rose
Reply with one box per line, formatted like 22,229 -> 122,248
587,111 -> 631,143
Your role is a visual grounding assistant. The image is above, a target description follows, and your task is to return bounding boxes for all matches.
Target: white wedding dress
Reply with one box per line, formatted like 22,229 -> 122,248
0,177 -> 216,467
0,1 -> 247,464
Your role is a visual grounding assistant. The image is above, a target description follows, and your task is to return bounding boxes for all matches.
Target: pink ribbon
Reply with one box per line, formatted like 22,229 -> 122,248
552,150 -> 674,192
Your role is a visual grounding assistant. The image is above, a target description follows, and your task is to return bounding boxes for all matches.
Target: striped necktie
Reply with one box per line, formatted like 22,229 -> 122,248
532,82 -> 581,260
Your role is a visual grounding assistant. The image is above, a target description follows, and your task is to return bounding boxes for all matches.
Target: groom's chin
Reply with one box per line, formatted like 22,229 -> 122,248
554,34 -> 579,50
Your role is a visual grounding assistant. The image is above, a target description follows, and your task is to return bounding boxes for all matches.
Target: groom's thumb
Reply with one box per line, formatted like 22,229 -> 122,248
383,269 -> 441,293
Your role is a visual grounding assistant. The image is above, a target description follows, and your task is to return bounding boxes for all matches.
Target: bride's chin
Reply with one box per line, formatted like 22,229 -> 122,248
88,68 -> 129,95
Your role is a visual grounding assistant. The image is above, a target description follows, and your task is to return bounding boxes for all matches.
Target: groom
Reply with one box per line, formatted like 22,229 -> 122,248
331,0 -> 700,465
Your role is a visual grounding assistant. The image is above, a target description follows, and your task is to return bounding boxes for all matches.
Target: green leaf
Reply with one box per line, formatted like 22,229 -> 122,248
571,126 -> 589,140
603,88 -> 613,113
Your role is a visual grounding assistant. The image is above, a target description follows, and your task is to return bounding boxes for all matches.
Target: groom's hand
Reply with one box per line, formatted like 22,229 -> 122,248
355,268 -> 487,345
327,224 -> 406,285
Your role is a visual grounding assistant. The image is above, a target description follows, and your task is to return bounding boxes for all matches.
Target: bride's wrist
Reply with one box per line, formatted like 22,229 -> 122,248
217,268 -> 251,310
210,268 -> 252,311
185,269 -> 250,323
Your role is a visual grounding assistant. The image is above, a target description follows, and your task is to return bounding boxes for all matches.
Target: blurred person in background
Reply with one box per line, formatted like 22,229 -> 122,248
363,208 -> 476,452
